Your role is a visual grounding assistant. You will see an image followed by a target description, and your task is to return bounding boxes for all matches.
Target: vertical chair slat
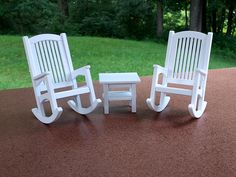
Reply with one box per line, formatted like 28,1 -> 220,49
45,40 -> 57,83
47,40 -> 59,83
192,39 -> 202,80
52,41 -> 64,83
50,40 -> 60,83
170,38 -> 178,79
189,38 -> 197,80
181,37 -> 190,79
34,43 -> 43,73
39,41 -> 49,73
174,38 -> 182,79
58,42 -> 67,82
177,37 -> 185,79
45,41 -> 55,81
54,41 -> 66,82
185,37 -> 193,80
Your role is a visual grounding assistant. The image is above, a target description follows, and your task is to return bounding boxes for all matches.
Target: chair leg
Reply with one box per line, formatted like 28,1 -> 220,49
32,97 -> 62,124
146,66 -> 170,112
32,106 -> 63,124
188,73 -> 207,118
159,92 -> 171,111
32,84 -> 63,124
68,95 -> 101,115
68,67 -> 101,114
188,96 -> 207,118
146,92 -> 170,112
188,86 -> 207,118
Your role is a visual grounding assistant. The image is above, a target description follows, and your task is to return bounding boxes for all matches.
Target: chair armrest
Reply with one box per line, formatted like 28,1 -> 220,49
193,69 -> 208,91
71,65 -> 91,79
33,72 -> 53,88
33,72 -> 50,81
196,69 -> 207,76
153,64 -> 167,75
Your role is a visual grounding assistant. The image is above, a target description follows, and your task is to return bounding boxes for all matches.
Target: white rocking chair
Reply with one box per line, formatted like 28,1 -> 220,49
23,33 -> 101,124
146,31 -> 213,118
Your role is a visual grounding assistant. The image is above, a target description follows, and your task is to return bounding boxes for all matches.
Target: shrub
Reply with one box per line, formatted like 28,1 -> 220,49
79,12 -> 116,37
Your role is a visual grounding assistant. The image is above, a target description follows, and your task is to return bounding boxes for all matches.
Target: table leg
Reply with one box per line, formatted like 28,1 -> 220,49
103,84 -> 109,114
131,84 -> 136,112
128,85 -> 132,106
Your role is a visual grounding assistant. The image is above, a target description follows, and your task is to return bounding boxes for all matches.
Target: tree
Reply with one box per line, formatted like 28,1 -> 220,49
190,0 -> 203,31
226,2 -> 235,36
184,0 -> 190,29
217,7 -> 226,34
202,0 -> 207,32
116,0 -> 153,39
156,0 -> 164,37
58,0 -> 69,17
210,0 -> 217,33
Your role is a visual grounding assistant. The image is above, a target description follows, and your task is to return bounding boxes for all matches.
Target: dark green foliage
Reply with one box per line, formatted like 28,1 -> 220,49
214,34 -> 236,55
164,12 -> 186,31
0,0 -> 235,49
68,0 -> 117,36
79,11 -> 116,37
0,0 -> 61,34
115,0 -> 154,39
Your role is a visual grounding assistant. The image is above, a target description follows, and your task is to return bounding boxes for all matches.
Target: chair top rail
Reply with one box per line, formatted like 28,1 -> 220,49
166,78 -> 194,86
26,33 -> 65,44
172,31 -> 211,40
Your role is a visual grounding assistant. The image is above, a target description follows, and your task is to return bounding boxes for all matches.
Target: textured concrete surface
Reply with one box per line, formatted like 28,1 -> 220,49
0,68 -> 235,177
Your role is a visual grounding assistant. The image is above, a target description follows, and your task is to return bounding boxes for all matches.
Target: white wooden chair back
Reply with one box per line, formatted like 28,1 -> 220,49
23,33 -> 75,91
165,31 -> 213,86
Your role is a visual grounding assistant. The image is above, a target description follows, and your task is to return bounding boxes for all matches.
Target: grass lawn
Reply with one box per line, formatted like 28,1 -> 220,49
0,35 -> 236,90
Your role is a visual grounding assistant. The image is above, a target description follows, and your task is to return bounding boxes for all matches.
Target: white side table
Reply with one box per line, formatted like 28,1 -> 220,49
99,72 -> 141,114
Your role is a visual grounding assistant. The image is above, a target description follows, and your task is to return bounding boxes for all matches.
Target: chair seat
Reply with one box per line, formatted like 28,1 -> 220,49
55,86 -> 90,99
39,85 -> 90,102
156,84 -> 192,96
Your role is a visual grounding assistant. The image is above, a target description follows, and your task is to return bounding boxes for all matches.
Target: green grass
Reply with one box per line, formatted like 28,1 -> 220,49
0,35 -> 236,90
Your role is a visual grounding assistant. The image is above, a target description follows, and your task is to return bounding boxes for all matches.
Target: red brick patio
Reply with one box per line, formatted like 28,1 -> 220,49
0,68 -> 235,177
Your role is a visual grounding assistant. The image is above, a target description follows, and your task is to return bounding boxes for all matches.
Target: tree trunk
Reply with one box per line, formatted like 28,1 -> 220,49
217,8 -> 226,34
226,5 -> 235,36
190,0 -> 203,31
58,0 -> 69,17
212,7 -> 217,33
185,0 -> 188,29
201,0 -> 207,33
156,0 -> 163,37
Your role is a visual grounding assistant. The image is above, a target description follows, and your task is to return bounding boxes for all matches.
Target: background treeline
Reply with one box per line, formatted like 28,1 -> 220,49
0,0 -> 236,46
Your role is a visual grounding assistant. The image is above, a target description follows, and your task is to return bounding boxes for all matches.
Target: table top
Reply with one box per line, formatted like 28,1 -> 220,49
99,72 -> 141,84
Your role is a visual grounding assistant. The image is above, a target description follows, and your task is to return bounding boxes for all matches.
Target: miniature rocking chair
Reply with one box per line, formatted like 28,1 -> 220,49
146,31 -> 213,118
23,33 -> 101,124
